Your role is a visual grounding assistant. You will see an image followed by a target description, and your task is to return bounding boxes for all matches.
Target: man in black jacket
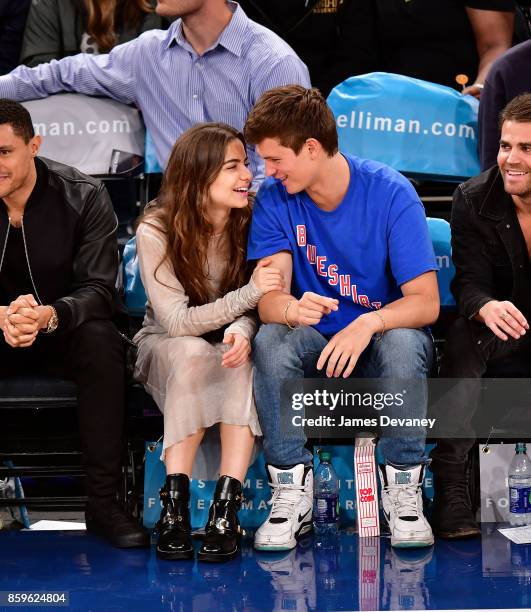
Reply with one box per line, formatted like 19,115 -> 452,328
0,99 -> 148,548
431,93 -> 531,539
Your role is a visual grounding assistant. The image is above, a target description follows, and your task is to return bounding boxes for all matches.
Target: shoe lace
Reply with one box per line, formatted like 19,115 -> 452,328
268,482 -> 305,519
385,483 -> 422,519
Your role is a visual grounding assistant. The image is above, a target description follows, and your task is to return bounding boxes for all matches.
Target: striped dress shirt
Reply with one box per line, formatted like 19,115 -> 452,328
0,2 -> 310,184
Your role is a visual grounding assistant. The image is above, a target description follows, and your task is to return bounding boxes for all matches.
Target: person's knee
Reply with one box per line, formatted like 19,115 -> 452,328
166,336 -> 214,370
440,317 -> 485,375
374,328 -> 433,376
69,320 -> 123,371
71,319 -> 120,348
443,317 -> 477,357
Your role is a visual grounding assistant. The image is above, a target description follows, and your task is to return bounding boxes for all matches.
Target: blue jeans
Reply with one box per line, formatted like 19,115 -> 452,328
252,324 -> 434,467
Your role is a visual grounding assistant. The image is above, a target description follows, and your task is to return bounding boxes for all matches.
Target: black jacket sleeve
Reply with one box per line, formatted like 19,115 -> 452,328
52,182 -> 119,332
450,185 -> 496,319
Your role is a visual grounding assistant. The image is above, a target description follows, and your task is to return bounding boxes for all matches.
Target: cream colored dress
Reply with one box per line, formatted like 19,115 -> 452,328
133,221 -> 263,479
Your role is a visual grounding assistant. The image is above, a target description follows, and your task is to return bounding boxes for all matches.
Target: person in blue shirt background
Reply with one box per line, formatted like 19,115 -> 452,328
244,85 -> 440,551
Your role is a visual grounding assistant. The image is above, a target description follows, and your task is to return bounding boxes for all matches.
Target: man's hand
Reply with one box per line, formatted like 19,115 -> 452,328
3,313 -> 39,348
462,84 -> 483,99
317,313 -> 381,378
8,294 -> 38,313
4,295 -> 39,347
478,300 -> 529,341
288,292 -> 339,327
3,295 -> 54,347
7,294 -> 40,329
221,333 -> 251,368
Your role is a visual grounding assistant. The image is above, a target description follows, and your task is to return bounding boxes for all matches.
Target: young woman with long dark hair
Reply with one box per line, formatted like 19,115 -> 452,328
134,123 -> 283,562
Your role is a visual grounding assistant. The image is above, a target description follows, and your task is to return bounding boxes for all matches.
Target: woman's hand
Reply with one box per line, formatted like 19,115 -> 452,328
222,333 -> 251,368
252,258 -> 284,294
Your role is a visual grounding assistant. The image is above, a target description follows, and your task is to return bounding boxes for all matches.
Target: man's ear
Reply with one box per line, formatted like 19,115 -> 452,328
305,138 -> 321,159
30,134 -> 42,157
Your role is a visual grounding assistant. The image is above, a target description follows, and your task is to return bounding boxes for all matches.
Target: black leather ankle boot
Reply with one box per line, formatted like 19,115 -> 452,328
430,460 -> 481,539
198,475 -> 243,563
156,474 -> 194,560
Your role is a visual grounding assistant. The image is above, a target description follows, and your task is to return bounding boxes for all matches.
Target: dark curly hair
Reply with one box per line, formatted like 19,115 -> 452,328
0,99 -> 35,144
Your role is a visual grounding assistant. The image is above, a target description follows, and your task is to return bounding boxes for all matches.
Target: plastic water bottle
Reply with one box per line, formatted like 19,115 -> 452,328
509,442 -> 531,526
314,450 -> 339,535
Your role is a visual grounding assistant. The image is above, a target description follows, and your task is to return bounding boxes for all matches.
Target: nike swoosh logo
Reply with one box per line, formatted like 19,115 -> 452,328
298,509 -> 311,523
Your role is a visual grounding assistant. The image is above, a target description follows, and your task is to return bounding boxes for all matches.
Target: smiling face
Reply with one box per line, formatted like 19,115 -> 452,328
256,137 -> 317,194
498,120 -> 531,203
0,123 -> 41,204
206,139 -> 252,217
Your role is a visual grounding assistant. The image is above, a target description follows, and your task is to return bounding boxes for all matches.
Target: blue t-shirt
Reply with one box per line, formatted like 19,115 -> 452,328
247,154 -> 437,337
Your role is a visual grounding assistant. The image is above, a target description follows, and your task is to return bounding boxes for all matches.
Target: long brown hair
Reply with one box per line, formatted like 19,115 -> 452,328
142,123 -> 253,307
84,0 -> 153,53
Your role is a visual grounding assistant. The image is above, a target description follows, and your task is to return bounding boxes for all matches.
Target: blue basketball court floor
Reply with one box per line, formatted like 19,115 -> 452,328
1,524 -> 531,611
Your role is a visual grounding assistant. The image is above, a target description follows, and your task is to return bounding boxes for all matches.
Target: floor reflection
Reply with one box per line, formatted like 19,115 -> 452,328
1,525 -> 531,610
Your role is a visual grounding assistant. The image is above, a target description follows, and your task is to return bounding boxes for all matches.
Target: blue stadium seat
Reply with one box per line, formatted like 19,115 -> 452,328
426,217 -> 455,310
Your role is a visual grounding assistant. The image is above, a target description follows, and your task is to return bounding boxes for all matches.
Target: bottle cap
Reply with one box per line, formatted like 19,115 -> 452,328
319,451 -> 331,462
516,442 -> 527,453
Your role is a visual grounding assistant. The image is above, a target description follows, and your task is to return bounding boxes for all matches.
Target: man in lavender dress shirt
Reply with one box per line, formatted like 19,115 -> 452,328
0,0 -> 310,186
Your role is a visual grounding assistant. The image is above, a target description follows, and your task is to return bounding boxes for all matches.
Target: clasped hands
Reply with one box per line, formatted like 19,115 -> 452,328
2,294 -> 53,348
286,291 -> 382,378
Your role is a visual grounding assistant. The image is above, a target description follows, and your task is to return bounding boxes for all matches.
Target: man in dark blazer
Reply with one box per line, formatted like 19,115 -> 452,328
431,93 -> 531,539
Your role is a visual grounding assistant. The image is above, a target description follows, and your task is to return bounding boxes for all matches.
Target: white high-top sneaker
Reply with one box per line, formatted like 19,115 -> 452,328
254,464 -> 313,551
378,464 -> 434,548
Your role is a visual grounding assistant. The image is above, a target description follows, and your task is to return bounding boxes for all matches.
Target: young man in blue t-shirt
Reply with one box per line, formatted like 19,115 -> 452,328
244,85 -> 440,550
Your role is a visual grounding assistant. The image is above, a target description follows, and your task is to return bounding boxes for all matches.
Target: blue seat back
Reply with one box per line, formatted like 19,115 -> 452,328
327,72 -> 480,181
427,217 -> 455,309
145,130 -> 163,174
122,236 -> 147,317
